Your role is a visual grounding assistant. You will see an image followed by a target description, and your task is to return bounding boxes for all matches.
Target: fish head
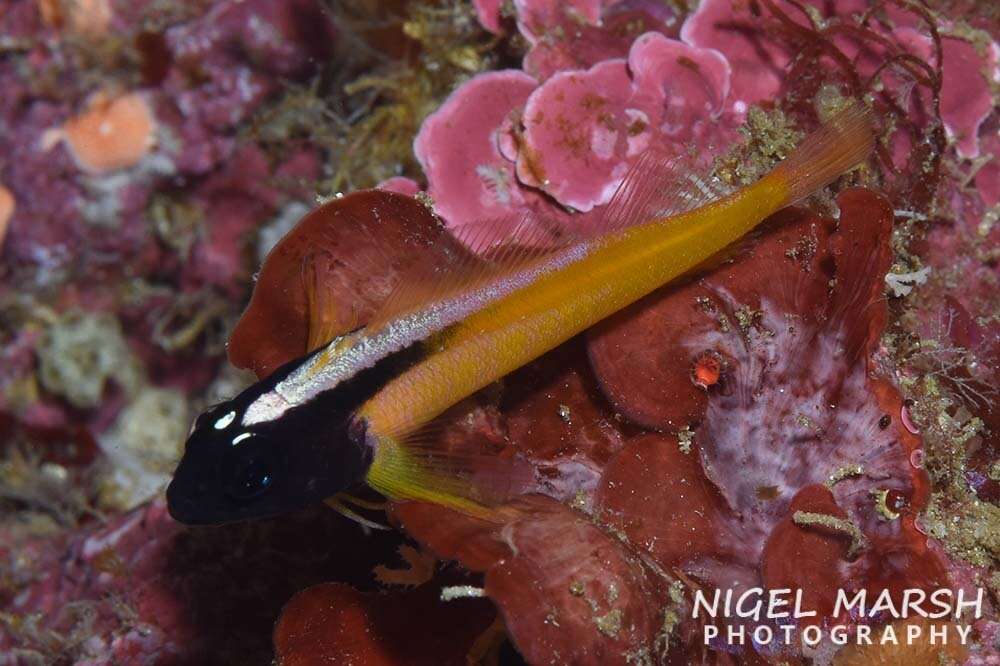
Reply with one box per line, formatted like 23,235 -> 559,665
167,381 -> 371,525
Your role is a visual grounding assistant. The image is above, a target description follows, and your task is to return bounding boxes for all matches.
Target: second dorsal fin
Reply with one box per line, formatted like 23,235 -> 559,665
362,209 -> 577,334
604,149 -> 731,230
364,149 -> 730,335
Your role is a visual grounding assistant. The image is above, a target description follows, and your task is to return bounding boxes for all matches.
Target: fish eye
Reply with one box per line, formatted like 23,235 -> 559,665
223,434 -> 278,502
227,456 -> 273,500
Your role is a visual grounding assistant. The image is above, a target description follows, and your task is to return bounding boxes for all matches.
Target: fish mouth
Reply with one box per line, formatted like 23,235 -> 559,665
165,474 -> 211,525
165,456 -> 228,525
166,479 -> 244,526
165,479 -> 197,524
165,459 -> 291,526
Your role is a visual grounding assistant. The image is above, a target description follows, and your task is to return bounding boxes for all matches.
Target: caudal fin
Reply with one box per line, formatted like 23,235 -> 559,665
771,103 -> 876,204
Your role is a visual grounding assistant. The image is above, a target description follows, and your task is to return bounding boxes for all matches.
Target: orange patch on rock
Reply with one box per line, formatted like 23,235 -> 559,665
0,185 -> 13,248
38,0 -> 112,36
55,92 -> 156,174
691,351 -> 722,389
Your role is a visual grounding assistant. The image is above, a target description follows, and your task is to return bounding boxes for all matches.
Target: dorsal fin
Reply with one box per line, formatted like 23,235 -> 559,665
602,149 -> 729,231
362,209 -> 574,333
230,150 -> 731,379
228,190 -> 473,379
365,149 -> 730,336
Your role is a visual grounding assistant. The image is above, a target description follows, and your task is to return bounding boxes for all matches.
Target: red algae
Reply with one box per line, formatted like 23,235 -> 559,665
391,496 -> 676,664
504,340 -> 625,474
413,70 -> 548,237
518,33 -> 734,211
228,190 -> 471,379
588,277 -> 716,431
831,618 -> 970,664
274,582 -> 496,666
762,485 -> 855,623
596,433 -> 730,566
510,0 -> 680,81
414,30 -> 739,232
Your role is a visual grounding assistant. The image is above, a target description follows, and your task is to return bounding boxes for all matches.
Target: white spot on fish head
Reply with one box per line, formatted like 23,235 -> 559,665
214,410 -> 237,430
232,432 -> 253,446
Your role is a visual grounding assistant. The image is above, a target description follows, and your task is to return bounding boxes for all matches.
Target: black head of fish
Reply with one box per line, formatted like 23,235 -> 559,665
167,394 -> 371,525
166,353 -> 382,526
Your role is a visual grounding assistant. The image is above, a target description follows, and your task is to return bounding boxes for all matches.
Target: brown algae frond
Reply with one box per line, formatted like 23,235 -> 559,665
825,463 -> 864,488
792,510 -> 868,559
251,0 -> 503,193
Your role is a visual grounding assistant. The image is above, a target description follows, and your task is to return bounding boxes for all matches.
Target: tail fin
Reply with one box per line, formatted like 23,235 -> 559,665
771,103 -> 876,204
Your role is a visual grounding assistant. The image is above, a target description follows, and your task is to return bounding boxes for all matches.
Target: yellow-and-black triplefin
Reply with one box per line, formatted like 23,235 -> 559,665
167,105 -> 874,525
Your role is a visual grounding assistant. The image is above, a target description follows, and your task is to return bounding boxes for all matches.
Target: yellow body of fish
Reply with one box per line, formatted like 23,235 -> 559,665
358,106 -> 874,515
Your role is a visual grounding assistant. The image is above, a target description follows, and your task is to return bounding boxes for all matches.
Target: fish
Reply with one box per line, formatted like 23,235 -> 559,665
167,104 -> 875,525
